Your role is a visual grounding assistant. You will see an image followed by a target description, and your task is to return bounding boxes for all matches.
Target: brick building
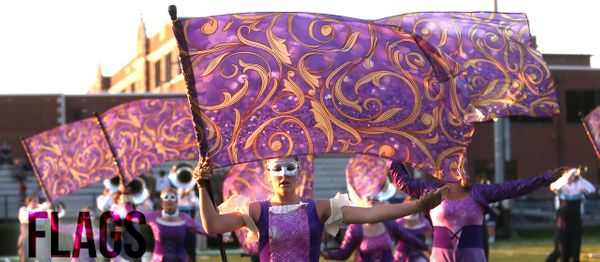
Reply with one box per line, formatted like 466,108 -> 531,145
88,19 -> 185,94
467,54 -> 600,184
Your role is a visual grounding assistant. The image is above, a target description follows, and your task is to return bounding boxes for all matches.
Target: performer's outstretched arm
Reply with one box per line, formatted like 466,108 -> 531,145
324,224 -> 360,260
337,189 -> 443,224
389,161 -> 442,198
550,173 -> 571,193
477,169 -> 561,203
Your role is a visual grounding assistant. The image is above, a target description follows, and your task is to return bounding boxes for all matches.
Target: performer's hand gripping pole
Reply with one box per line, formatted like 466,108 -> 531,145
169,5 -> 228,262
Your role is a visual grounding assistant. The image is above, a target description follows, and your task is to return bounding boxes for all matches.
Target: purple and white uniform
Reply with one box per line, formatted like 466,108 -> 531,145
219,193 -> 349,262
256,199 -> 322,261
327,222 -> 394,262
390,161 -> 554,262
391,217 -> 431,262
125,205 -> 208,262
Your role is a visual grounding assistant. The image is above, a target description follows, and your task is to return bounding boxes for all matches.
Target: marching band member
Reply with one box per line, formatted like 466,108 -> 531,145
123,187 -> 210,262
18,194 -> 50,262
546,167 -> 596,262
196,156 -> 444,261
322,155 -> 398,261
390,162 -> 565,262
393,211 -> 432,262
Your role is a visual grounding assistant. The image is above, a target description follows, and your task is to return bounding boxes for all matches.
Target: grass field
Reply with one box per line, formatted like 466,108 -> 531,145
1,222 -> 599,261
487,227 -> 600,262
201,228 -> 600,261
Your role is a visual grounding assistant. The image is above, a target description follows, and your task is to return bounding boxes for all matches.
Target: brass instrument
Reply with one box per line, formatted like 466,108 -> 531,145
103,176 -> 149,205
168,162 -> 196,190
103,177 -> 121,193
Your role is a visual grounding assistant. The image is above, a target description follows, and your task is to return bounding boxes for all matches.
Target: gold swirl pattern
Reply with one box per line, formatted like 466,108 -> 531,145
23,118 -> 119,202
100,98 -> 199,183
173,12 -> 557,182
174,12 -> 475,182
375,12 -> 559,122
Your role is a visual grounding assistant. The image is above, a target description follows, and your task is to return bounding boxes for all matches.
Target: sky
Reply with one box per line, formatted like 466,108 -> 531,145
0,0 -> 598,95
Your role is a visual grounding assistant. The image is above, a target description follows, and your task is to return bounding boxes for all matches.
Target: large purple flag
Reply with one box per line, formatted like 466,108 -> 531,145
375,12 -> 559,122
173,12 -> 473,181
23,118 -> 118,202
99,98 -> 199,183
583,106 -> 600,160
222,155 -> 314,253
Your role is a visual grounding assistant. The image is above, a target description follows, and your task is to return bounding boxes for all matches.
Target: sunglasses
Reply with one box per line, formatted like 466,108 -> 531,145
161,194 -> 178,202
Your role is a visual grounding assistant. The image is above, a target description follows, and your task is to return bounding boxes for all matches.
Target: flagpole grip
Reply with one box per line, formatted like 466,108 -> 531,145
170,5 -> 228,260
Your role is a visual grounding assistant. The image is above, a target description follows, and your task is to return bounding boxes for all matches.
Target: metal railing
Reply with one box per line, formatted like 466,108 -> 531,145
0,194 -> 20,221
510,195 -> 600,229
0,193 -> 99,221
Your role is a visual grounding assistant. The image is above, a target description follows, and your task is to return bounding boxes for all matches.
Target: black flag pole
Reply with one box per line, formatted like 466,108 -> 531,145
169,5 -> 229,262
580,112 -> 600,162
20,136 -> 53,203
94,112 -> 130,202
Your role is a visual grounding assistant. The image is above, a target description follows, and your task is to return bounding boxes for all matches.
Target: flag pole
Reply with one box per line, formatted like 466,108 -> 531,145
169,5 -> 228,262
94,112 -> 129,192
580,113 -> 600,160
20,136 -> 53,203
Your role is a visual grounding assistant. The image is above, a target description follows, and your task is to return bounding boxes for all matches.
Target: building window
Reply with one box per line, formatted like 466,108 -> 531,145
566,90 -> 600,123
165,53 -> 172,82
155,60 -> 162,88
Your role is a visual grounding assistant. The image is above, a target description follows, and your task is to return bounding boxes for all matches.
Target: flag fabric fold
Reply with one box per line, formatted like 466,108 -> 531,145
345,154 -> 396,203
583,106 -> 600,159
173,12 -> 473,181
23,118 -> 119,202
99,98 -> 199,183
375,12 -> 559,122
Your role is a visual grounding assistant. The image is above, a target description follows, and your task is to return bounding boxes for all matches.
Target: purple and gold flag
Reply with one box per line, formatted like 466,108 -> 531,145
222,155 -> 314,253
173,12 -> 473,181
375,12 -> 559,122
99,98 -> 199,183
583,106 -> 600,159
23,118 -> 118,202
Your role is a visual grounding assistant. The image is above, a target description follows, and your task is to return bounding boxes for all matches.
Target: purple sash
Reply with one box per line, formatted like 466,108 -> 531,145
432,225 -> 484,249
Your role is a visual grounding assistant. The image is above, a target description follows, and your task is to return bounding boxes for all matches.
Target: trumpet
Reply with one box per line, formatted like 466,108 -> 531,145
576,165 -> 589,175
168,162 -> 196,190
